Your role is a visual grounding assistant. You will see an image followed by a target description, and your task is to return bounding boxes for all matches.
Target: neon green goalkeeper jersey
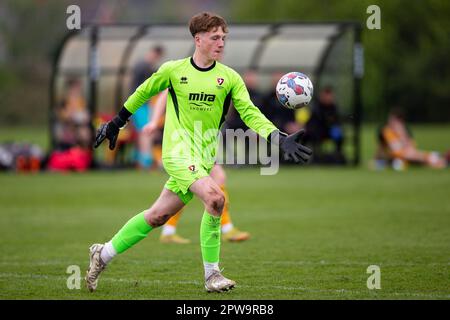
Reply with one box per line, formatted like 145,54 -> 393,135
124,57 -> 277,166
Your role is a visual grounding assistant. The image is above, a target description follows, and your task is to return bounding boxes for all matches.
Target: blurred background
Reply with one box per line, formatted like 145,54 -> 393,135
0,0 -> 450,171
1,1 -> 449,161
1,0 -> 449,122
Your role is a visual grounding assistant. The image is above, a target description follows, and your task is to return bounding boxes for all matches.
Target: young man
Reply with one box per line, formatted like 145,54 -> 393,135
143,90 -> 250,244
88,12 -> 312,293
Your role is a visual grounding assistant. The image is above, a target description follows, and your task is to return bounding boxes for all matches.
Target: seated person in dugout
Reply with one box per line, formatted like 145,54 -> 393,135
304,86 -> 346,164
374,108 -> 447,169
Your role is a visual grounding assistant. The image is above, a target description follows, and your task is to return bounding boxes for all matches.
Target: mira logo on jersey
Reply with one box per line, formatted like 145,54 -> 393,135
189,92 -> 216,102
188,92 -> 215,111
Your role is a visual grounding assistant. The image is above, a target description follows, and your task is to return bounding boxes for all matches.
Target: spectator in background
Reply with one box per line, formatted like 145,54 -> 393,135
304,86 -> 345,164
373,107 -> 447,170
49,77 -> 92,172
55,78 -> 91,149
260,72 -> 301,135
130,45 -> 165,169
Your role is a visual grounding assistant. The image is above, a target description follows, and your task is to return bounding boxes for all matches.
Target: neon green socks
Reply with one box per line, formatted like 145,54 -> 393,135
106,209 -> 221,277
111,211 -> 153,253
200,211 -> 221,263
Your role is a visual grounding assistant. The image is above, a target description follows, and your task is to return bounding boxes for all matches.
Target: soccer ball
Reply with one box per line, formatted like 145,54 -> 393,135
275,72 -> 313,109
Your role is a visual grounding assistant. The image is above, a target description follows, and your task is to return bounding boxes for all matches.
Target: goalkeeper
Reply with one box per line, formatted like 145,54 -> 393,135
86,11 -> 312,293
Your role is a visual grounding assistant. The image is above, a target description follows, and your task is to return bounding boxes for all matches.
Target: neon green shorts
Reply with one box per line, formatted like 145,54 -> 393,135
163,158 -> 212,204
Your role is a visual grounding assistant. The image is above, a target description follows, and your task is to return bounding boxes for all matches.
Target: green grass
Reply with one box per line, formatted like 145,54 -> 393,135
0,124 -> 449,299
0,167 -> 449,300
0,125 -> 50,151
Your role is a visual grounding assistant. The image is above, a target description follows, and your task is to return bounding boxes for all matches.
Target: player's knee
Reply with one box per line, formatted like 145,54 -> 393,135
206,191 -> 225,216
146,210 -> 170,227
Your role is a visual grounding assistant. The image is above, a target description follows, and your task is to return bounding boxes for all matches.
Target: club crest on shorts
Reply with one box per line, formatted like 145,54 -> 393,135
188,165 -> 197,173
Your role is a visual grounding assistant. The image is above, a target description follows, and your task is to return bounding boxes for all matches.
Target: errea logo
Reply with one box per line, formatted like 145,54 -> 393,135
180,76 -> 188,84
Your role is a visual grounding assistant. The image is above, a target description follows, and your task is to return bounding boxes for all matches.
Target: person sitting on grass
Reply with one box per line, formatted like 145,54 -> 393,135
374,107 -> 447,170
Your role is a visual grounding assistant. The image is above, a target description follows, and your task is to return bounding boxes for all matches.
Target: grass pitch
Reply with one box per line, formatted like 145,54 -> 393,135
0,166 -> 449,300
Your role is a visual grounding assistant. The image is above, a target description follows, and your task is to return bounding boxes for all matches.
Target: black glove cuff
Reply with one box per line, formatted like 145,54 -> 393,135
118,107 -> 132,122
268,130 -> 288,146
112,107 -> 132,129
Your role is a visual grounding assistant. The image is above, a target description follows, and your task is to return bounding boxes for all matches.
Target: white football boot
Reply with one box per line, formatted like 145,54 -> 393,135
85,243 -> 107,292
205,271 -> 236,292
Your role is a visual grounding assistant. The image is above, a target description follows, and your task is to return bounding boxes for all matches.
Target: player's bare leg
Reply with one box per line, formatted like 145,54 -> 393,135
144,188 -> 186,227
159,164 -> 249,244
86,188 -> 184,292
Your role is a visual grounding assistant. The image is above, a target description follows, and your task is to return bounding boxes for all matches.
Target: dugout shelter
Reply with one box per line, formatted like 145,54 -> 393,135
50,22 -> 363,167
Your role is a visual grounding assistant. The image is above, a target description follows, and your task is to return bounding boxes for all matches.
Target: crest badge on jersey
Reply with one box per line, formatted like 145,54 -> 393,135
217,78 -> 224,85
188,165 -> 197,174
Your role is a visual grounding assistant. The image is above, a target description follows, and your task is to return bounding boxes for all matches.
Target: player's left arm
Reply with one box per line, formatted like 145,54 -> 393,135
230,72 -> 312,163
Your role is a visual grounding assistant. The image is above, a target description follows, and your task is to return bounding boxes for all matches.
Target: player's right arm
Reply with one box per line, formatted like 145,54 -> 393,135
94,61 -> 173,150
